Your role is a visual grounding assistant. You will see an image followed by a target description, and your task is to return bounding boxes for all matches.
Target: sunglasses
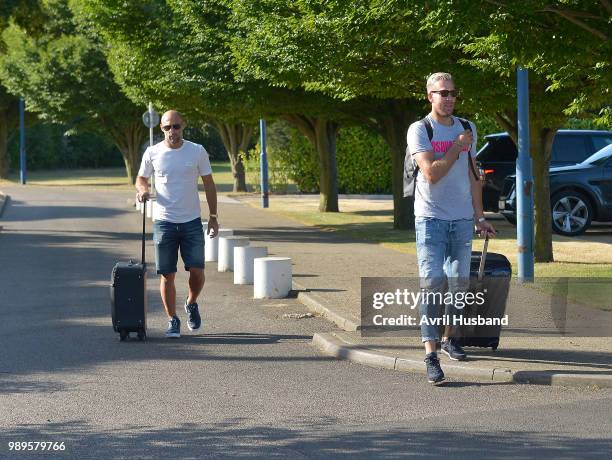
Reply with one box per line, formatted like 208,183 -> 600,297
430,90 -> 458,98
161,123 -> 182,131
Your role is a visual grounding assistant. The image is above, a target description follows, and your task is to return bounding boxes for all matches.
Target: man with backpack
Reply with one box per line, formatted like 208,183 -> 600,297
406,72 -> 496,384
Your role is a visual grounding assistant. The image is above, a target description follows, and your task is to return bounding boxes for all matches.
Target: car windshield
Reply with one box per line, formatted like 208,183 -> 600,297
582,144 -> 612,165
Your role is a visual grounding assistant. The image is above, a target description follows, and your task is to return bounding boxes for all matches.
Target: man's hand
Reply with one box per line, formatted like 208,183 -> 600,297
136,190 -> 150,203
475,220 -> 496,238
207,218 -> 219,238
135,176 -> 151,203
455,130 -> 473,149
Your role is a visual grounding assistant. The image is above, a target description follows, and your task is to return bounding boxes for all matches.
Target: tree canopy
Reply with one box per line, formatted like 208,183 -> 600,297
420,0 -> 611,261
74,0 -> 361,207
0,0 -> 45,178
0,0 -> 147,183
1,0 -> 609,261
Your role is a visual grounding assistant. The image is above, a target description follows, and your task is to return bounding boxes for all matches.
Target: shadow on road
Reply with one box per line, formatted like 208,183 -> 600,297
1,199 -> 129,222
1,420 -> 610,458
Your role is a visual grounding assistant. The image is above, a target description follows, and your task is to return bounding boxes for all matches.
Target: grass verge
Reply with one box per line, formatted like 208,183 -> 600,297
0,161 -> 235,190
237,195 -> 612,279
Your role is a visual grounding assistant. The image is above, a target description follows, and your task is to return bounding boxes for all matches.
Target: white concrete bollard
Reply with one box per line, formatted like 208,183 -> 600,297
204,228 -> 234,262
253,257 -> 292,299
146,199 -> 153,218
234,246 -> 268,285
136,200 -> 143,212
218,236 -> 249,272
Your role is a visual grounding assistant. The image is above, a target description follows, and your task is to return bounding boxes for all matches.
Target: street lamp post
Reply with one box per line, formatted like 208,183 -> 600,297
260,119 -> 269,208
19,97 -> 26,185
516,67 -> 534,282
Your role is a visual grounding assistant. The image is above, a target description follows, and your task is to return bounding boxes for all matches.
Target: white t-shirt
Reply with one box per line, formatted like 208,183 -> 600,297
407,115 -> 478,221
137,140 -> 213,223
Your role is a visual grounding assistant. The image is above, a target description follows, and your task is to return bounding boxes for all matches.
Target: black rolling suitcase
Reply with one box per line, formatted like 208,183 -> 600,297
456,234 -> 511,350
110,199 -> 148,341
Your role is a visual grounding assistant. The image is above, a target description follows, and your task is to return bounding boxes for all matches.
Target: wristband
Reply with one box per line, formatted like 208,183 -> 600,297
209,214 -> 218,219
478,217 -> 486,223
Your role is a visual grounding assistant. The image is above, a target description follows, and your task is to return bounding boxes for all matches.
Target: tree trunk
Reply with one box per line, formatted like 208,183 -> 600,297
375,100 -> 419,229
496,110 -> 557,262
531,125 -> 556,262
0,111 -> 9,179
213,121 -> 253,192
284,114 -> 339,212
0,97 -> 20,179
109,121 -> 148,184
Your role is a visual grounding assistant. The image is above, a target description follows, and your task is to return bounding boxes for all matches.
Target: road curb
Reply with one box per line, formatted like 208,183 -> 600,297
312,332 -> 396,370
512,371 -> 612,388
293,280 -> 361,332
311,332 -> 612,388
0,191 -> 8,218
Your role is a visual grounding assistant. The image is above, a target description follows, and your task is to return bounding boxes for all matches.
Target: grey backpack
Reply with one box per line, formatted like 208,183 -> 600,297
403,117 -> 477,198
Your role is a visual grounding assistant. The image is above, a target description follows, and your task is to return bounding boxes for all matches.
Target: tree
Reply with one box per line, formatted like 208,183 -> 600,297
73,0 -> 354,210
70,0 -> 260,192
421,0 -> 612,262
0,0 -> 147,183
230,0 -> 611,241
0,86 -> 19,177
0,0 -> 44,178
229,0 -> 470,228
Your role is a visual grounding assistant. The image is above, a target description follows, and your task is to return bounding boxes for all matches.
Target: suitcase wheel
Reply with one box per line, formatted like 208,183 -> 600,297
119,330 -> 129,341
137,329 -> 146,342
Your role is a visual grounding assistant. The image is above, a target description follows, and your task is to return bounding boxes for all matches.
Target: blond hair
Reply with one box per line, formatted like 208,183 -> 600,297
426,72 -> 453,92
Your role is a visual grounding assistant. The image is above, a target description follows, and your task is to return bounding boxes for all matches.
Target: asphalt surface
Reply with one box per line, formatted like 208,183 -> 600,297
0,185 -> 611,458
222,195 -> 612,387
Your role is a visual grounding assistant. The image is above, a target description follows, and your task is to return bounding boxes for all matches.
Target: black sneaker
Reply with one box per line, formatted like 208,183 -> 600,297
441,338 -> 467,361
424,352 -> 445,384
165,316 -> 181,338
184,301 -> 201,331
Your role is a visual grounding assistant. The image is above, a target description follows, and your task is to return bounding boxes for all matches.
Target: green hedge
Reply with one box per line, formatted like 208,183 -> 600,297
249,121 -> 392,194
8,122 -> 122,170
240,145 -> 293,193
336,126 -> 392,194
7,121 -> 229,172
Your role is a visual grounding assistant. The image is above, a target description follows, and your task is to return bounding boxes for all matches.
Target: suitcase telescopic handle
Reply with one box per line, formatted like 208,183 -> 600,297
477,232 -> 489,282
141,197 -> 147,265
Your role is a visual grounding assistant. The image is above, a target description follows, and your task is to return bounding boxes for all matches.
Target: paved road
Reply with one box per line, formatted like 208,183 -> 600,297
0,185 -> 611,458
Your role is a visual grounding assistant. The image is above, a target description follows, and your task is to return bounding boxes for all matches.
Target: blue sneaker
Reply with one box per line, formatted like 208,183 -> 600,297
184,301 -> 201,331
441,338 -> 467,361
165,316 -> 181,338
424,352 -> 445,384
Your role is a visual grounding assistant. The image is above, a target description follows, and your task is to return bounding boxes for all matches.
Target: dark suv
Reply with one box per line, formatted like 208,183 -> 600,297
499,144 -> 612,236
476,130 -> 612,211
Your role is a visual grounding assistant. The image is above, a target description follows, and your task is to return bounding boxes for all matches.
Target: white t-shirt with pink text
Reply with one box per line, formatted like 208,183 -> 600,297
407,115 -> 478,221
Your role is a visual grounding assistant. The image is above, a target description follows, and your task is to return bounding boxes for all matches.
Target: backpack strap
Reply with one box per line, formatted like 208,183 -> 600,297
422,117 -> 433,141
458,117 -> 472,133
457,117 -> 479,181
409,117 -> 433,196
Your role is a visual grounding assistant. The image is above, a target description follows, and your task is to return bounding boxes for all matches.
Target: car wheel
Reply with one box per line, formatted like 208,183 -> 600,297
551,190 -> 592,236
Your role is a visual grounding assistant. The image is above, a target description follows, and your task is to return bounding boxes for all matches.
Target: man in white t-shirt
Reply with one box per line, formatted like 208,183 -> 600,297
135,110 -> 219,338
407,73 -> 496,384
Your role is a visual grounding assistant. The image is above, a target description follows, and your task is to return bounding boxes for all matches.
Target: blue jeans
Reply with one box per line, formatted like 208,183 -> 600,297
415,217 -> 474,342
153,218 -> 205,275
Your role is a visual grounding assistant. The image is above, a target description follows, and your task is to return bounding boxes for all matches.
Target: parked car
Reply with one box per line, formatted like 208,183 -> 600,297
476,130 -> 612,211
498,144 -> 612,236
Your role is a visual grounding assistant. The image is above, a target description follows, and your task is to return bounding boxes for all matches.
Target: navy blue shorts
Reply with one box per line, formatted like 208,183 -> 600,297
153,218 -> 204,275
